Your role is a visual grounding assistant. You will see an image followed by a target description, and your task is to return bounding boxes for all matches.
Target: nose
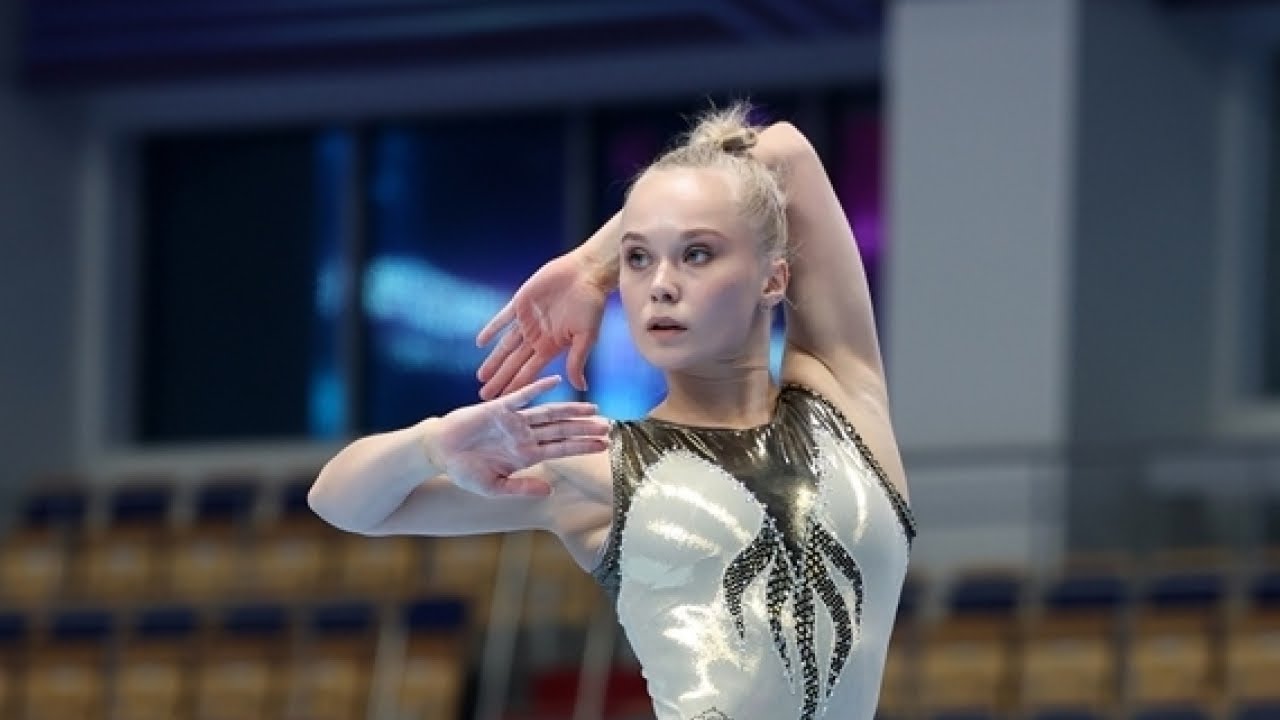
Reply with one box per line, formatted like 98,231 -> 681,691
649,264 -> 678,304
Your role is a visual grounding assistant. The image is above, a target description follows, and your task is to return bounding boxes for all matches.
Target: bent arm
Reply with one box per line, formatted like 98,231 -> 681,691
308,419 -> 550,537
756,122 -> 888,396
571,210 -> 622,292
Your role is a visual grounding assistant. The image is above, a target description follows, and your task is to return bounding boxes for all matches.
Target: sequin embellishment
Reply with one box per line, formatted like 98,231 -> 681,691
723,510 -> 865,719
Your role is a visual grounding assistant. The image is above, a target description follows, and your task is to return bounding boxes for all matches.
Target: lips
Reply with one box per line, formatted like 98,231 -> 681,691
646,317 -> 687,331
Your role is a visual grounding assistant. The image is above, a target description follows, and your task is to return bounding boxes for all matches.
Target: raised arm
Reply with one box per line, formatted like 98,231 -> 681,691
308,376 -> 608,537
754,122 -> 888,398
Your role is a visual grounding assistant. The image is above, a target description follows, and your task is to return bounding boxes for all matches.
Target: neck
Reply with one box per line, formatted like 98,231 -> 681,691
653,365 -> 779,429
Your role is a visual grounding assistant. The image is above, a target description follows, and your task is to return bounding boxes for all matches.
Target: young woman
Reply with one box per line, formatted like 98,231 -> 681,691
309,103 -> 916,720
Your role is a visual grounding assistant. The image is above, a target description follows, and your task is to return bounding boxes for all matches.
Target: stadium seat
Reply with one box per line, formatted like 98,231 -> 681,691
1130,705 -> 1213,720
284,602 -> 378,720
167,481 -> 256,600
0,613 -> 27,720
335,532 -> 421,599
113,606 -> 199,720
1227,603 -> 1280,709
73,483 -> 173,601
192,604 -> 290,720
394,598 -> 469,720
521,530 -> 602,628
917,569 -> 1022,715
246,482 -> 336,598
425,534 -> 503,626
1128,601 -> 1220,709
0,489 -> 86,605
21,609 -> 112,720
1020,571 -> 1126,714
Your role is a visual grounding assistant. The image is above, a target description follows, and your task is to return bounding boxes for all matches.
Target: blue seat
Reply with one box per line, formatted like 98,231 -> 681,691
1045,573 -> 1127,611
222,603 -> 288,636
20,488 -> 87,530
404,596 -> 468,633
1143,571 -> 1224,609
1132,707 -> 1212,720
194,481 -> 257,523
1251,571 -> 1280,607
134,605 -> 198,639
110,485 -> 171,525
1032,712 -> 1104,720
51,608 -> 113,642
948,573 -> 1021,615
1235,703 -> 1280,720
311,601 -> 375,634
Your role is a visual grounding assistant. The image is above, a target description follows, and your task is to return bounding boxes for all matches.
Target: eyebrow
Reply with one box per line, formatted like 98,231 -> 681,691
619,228 -> 729,244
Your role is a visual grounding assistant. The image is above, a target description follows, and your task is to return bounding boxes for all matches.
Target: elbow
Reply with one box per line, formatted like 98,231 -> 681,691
308,455 -> 370,535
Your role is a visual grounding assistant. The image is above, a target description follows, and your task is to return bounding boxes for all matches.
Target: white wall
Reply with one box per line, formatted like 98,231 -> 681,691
887,0 -> 1080,577
887,0 -> 1078,453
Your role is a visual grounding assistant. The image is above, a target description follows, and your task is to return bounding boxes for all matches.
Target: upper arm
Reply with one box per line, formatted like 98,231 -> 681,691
759,122 -> 887,397
362,465 -> 557,537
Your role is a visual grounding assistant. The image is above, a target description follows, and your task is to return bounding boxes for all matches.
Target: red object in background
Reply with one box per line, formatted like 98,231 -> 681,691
506,664 -> 653,719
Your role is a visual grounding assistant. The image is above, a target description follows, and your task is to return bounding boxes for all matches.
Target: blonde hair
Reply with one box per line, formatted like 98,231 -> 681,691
632,102 -> 789,262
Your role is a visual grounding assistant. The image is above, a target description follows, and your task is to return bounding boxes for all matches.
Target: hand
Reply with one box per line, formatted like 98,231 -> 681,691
476,252 -> 608,400
425,375 -> 609,497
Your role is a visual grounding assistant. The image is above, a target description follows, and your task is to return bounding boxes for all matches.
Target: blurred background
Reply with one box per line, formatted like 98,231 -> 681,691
1,0 -> 1279,718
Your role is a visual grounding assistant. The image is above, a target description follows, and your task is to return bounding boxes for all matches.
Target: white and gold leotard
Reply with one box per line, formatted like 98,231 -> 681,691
591,384 -> 916,720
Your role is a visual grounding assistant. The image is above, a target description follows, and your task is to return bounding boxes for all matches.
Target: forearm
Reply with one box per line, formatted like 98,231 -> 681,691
308,418 -> 446,534
570,211 -> 621,291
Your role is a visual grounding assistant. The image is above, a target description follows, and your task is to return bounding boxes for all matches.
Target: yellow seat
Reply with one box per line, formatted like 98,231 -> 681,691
335,533 -> 420,599
21,643 -> 108,720
395,636 -> 466,720
521,531 -> 601,629
73,523 -> 166,601
877,633 -> 917,719
1129,608 -> 1220,708
426,534 -> 502,625
1021,611 -> 1118,713
0,528 -> 68,606
113,607 -> 200,720
167,522 -> 244,601
246,517 -> 335,599
284,603 -> 379,720
1227,608 -> 1280,705
918,615 -> 1015,714
192,608 -> 289,720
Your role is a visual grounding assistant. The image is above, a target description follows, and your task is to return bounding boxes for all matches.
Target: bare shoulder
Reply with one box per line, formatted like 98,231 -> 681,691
542,447 -> 614,572
779,349 -> 911,503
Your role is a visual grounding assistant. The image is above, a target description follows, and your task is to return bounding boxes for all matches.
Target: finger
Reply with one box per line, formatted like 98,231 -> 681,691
530,418 -> 611,443
501,374 -> 562,409
480,344 -> 536,401
535,436 -> 610,461
521,402 -> 600,425
566,332 -> 595,392
502,345 -> 560,398
476,300 -> 516,347
476,325 -> 524,383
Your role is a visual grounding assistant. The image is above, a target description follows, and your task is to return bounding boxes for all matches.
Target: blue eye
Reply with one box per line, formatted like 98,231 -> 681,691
625,248 -> 650,269
685,247 -> 712,264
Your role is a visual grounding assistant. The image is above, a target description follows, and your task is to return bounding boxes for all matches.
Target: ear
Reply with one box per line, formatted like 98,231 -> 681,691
761,257 -> 789,309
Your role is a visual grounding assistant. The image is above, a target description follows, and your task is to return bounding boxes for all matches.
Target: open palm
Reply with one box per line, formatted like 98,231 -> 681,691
476,253 -> 608,399
432,376 -> 608,497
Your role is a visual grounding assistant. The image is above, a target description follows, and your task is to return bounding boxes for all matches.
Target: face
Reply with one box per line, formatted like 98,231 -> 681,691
618,167 -> 784,374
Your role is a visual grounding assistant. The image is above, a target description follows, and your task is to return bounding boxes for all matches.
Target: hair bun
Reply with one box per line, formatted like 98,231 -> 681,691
686,105 -> 758,156
718,128 -> 757,155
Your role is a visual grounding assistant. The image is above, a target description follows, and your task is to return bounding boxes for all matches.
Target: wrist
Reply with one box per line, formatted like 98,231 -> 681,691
415,417 -> 447,476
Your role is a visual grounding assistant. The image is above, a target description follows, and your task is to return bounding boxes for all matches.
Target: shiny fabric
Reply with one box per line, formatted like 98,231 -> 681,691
591,384 -> 915,720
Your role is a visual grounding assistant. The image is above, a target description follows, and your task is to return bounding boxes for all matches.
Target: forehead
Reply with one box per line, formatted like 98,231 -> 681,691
621,167 -> 747,238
